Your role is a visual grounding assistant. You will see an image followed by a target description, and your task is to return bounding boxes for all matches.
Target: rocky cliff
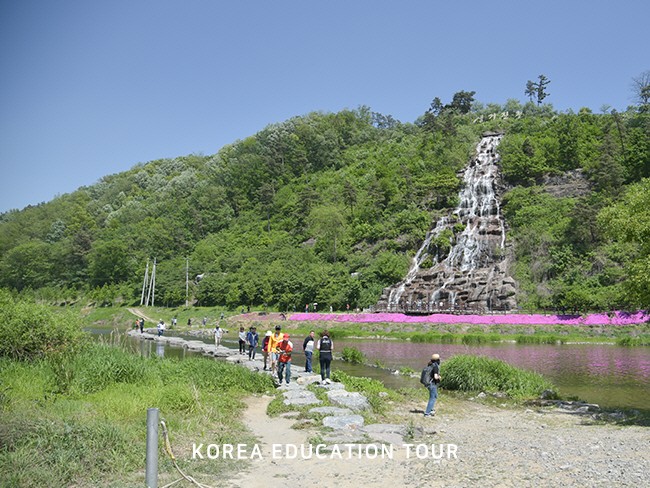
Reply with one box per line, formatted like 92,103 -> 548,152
376,132 -> 517,313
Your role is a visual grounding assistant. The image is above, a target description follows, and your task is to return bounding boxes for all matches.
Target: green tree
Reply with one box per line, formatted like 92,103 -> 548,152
309,205 -> 346,263
631,70 -> 650,111
0,240 -> 52,290
525,75 -> 551,105
87,240 -> 132,287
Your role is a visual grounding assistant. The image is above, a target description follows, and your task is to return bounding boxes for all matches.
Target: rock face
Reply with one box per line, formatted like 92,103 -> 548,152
376,133 -> 517,313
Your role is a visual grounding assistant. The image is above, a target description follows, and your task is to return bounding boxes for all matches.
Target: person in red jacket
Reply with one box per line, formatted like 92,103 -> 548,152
277,333 -> 293,385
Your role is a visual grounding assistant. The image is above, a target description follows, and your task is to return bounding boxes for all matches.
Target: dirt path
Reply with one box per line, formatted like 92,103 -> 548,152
225,396 -> 414,488
223,395 -> 649,488
126,307 -> 157,324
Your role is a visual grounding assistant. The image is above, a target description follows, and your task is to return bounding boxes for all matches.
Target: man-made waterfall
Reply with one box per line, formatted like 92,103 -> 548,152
376,132 -> 517,313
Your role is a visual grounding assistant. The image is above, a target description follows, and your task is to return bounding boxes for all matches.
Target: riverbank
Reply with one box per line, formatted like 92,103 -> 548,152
227,392 -> 649,488
123,328 -> 650,487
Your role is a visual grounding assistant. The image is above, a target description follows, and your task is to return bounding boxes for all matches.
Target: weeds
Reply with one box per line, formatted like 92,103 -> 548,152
341,346 -> 365,364
440,354 -> 554,399
0,343 -> 275,487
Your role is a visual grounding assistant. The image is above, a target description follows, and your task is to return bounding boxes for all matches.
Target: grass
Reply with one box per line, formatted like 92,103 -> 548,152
515,334 -> 563,345
0,343 -> 275,487
616,335 -> 650,346
439,354 -> 555,399
340,346 -> 365,364
330,370 -> 400,415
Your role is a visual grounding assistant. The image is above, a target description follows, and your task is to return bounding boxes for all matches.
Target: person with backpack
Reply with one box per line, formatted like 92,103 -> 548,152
316,330 -> 334,384
420,353 -> 441,417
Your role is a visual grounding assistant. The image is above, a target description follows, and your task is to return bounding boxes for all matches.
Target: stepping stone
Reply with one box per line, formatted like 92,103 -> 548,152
313,381 -> 345,390
322,414 -> 365,430
309,406 -> 353,416
283,389 -> 322,407
326,390 -> 371,412
296,375 -> 322,385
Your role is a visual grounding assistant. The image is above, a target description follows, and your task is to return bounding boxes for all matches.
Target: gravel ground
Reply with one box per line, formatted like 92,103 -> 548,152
227,396 -> 649,488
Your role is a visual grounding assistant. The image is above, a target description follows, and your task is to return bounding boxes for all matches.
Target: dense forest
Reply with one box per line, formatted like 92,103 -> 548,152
1,84 -> 649,313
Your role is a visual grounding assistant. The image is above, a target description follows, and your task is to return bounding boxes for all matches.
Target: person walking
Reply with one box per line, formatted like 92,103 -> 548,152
157,320 -> 166,337
238,326 -> 247,354
246,326 -> 259,360
139,318 -> 144,333
262,331 -> 272,370
277,334 -> 293,385
303,330 -> 315,373
422,353 -> 442,417
214,324 -> 223,347
316,330 -> 333,383
268,325 -> 283,374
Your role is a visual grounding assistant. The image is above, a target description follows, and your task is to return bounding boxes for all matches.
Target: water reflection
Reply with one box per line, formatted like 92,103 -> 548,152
89,328 -> 650,410
335,339 -> 650,410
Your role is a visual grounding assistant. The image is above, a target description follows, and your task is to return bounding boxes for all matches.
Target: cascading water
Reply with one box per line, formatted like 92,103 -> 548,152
377,132 -> 517,313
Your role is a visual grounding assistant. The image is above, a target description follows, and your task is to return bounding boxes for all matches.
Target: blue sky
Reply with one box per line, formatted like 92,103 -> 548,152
1,0 -> 648,212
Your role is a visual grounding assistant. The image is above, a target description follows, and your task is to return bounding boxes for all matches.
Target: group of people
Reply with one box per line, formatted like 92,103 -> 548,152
132,318 -> 145,333
139,315 -> 441,417
218,325 -> 335,386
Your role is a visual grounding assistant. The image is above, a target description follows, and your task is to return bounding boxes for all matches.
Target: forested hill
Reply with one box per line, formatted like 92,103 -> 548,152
1,99 -> 649,313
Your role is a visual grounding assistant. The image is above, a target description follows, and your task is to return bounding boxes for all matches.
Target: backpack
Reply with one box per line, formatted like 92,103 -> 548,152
420,363 -> 435,386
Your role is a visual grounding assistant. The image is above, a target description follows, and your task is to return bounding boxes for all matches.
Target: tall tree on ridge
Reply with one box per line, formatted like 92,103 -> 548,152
525,74 -> 551,105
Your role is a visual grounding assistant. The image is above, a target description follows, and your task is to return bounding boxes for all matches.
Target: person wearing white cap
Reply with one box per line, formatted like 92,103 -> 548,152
421,353 -> 441,417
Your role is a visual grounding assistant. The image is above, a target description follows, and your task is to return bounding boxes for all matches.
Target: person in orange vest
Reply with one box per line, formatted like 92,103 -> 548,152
277,333 -> 293,385
267,325 -> 283,374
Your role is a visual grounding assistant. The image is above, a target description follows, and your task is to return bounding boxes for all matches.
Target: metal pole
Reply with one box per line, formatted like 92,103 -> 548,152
151,258 -> 156,307
185,257 -> 189,307
141,260 -> 149,306
145,408 -> 159,488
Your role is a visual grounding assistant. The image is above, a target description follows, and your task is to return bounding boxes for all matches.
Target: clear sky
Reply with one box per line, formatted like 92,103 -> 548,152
1,0 -> 648,212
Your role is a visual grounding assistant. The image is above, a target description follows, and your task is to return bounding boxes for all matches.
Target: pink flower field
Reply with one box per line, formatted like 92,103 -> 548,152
288,311 -> 650,326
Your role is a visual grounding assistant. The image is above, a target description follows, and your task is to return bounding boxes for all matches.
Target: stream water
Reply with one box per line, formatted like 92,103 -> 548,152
91,328 -> 650,411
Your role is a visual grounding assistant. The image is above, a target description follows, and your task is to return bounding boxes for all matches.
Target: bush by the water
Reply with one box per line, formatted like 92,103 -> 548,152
515,334 -> 562,345
440,354 -> 554,399
616,336 -> 650,346
341,346 -> 365,364
0,289 -> 88,360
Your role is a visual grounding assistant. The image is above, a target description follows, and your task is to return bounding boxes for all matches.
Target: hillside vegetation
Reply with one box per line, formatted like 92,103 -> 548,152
1,96 -> 649,313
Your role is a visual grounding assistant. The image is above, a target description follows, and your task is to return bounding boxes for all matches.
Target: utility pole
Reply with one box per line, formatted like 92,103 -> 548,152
151,258 -> 156,307
145,258 -> 156,306
185,257 -> 189,307
140,259 -> 150,306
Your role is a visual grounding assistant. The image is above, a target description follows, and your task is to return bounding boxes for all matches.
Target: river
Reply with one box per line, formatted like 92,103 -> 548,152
92,328 -> 650,412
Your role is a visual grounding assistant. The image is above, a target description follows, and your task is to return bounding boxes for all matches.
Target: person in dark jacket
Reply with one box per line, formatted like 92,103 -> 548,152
424,353 -> 441,417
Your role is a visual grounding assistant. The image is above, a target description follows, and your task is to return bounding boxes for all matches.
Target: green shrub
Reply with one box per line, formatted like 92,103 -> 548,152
616,336 -> 650,346
0,290 -> 88,361
515,334 -> 560,345
440,354 -> 554,399
341,346 -> 365,364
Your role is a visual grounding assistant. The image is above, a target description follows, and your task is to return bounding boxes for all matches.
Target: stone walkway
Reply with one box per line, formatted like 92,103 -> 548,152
127,329 -> 408,446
